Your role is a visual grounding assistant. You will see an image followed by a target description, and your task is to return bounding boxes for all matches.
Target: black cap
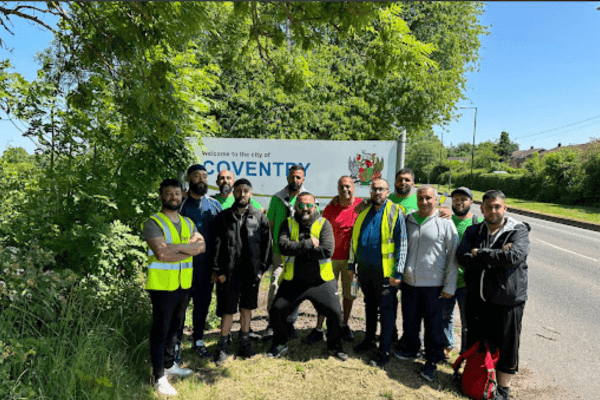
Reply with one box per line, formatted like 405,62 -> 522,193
451,186 -> 473,199
187,164 -> 207,175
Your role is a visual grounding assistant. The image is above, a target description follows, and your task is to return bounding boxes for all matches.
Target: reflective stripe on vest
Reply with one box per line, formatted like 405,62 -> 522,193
351,201 -> 401,278
145,212 -> 194,291
283,217 -> 334,282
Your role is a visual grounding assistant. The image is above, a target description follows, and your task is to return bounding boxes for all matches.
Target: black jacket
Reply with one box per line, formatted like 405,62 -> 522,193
456,216 -> 530,306
278,211 -> 334,285
212,205 -> 272,279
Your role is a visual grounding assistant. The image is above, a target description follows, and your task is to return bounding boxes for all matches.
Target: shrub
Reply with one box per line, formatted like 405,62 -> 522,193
0,245 -> 151,400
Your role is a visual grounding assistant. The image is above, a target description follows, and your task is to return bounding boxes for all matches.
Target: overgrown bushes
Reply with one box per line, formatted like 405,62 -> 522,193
0,245 -> 152,400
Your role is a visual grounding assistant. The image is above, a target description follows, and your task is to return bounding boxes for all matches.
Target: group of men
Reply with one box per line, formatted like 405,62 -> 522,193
143,164 -> 529,400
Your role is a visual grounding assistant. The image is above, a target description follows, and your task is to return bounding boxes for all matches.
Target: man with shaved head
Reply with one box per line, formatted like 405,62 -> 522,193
349,178 -> 407,368
212,169 -> 264,212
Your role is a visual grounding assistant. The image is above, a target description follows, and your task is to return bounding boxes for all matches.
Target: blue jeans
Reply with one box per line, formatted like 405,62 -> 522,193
400,282 -> 445,364
442,287 -> 467,354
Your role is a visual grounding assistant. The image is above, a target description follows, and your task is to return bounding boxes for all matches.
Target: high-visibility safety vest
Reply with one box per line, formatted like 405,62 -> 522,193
145,212 -> 194,291
282,217 -> 334,282
350,201 -> 403,278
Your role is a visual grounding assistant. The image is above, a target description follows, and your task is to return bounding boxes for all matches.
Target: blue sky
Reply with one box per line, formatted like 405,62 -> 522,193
2,2 -> 600,155
437,1 -> 600,152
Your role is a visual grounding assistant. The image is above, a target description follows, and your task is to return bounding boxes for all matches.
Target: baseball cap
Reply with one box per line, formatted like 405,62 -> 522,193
451,186 -> 473,199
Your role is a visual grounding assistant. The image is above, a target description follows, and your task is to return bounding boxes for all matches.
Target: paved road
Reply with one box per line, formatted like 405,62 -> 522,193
465,206 -> 600,399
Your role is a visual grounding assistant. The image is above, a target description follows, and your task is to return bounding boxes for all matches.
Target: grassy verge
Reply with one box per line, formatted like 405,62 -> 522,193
149,276 -> 472,400
436,185 -> 600,224
167,345 -> 465,400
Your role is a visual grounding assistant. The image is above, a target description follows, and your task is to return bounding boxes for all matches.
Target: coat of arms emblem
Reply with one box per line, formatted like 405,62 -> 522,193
348,151 -> 384,185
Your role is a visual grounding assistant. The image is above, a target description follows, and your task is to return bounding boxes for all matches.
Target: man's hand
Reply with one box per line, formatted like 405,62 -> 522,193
311,236 -> 319,248
441,291 -> 452,299
217,275 -> 226,283
471,248 -> 478,256
329,196 -> 340,206
189,231 -> 202,243
389,277 -> 401,287
502,243 -> 512,251
438,207 -> 452,219
354,199 -> 370,214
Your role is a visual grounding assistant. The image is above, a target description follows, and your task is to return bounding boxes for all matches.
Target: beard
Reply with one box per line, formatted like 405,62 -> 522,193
485,215 -> 504,226
371,197 -> 386,207
162,200 -> 182,211
288,182 -> 301,192
452,205 -> 471,217
395,186 -> 411,196
189,181 -> 208,196
233,198 -> 249,208
220,183 -> 232,196
299,210 -> 312,222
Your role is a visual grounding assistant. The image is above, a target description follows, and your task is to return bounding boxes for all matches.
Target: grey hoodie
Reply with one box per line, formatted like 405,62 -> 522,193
400,210 -> 460,295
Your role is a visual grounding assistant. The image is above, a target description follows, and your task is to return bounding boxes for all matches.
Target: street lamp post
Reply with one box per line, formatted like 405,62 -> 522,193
460,106 -> 477,189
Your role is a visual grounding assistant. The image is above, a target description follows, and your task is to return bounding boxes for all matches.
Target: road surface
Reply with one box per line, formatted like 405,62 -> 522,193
463,205 -> 600,399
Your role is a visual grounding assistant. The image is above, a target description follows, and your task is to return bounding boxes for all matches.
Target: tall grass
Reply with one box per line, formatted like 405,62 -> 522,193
0,247 -> 154,400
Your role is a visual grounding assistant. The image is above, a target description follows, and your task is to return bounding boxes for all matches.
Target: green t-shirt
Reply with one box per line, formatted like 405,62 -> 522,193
213,194 -> 262,210
412,213 -> 428,225
267,194 -> 319,255
389,192 -> 418,214
452,214 -> 484,288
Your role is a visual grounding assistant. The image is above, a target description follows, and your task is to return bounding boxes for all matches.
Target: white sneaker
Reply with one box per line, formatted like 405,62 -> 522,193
165,363 -> 193,378
154,376 -> 177,396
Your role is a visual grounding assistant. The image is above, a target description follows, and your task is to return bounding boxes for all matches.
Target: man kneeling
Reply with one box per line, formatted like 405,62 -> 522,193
267,192 -> 347,361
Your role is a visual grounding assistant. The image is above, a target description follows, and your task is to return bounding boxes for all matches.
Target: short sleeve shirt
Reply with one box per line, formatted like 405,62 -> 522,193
389,193 -> 418,214
322,197 -> 363,260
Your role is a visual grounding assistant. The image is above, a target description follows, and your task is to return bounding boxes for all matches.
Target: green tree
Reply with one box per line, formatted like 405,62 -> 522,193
540,148 -> 584,203
405,131 -> 445,183
201,2 -> 487,140
496,131 -> 519,161
448,142 -> 473,158
473,140 -> 502,170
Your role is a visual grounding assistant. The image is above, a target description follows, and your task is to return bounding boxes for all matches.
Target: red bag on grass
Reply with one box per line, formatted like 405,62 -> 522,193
452,341 -> 500,400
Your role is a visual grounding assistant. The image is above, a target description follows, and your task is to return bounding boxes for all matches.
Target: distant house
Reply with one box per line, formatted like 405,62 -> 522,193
509,146 -> 545,168
509,141 -> 598,168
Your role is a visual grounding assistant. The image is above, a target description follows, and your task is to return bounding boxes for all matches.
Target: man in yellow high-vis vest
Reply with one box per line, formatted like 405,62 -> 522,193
266,192 -> 348,361
142,179 -> 205,396
349,178 -> 407,368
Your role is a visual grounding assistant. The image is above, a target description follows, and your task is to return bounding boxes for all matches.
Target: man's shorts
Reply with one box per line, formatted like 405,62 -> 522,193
479,302 -> 525,375
332,259 -> 357,301
216,274 -> 260,316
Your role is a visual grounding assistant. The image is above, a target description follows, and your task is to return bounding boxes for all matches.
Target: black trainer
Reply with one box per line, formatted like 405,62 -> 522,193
302,328 -> 325,345
420,360 -> 436,382
353,338 -> 377,354
193,342 -> 211,358
266,344 -> 288,358
370,350 -> 390,368
341,325 -> 354,341
238,340 -> 256,359
214,342 -> 230,366
328,345 -> 348,361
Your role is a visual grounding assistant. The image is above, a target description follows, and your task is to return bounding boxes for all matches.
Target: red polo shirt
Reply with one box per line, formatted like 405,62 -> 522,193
322,197 -> 363,260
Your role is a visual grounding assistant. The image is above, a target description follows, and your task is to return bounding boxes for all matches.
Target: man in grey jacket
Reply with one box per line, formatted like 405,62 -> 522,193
392,185 -> 459,382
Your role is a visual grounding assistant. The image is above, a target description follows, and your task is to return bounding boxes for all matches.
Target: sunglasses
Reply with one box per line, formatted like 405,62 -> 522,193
297,203 -> 315,210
